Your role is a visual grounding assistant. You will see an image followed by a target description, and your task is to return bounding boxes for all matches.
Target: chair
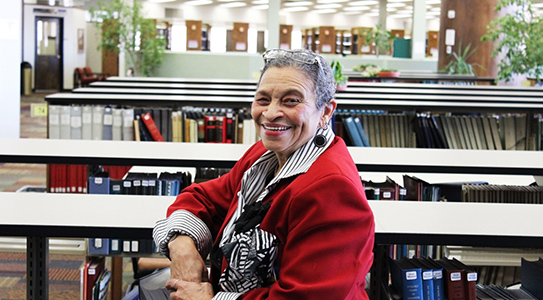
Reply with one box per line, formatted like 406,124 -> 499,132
74,67 -> 107,88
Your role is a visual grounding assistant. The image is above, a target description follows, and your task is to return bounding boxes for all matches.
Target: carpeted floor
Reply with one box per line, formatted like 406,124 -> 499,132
0,252 -> 84,300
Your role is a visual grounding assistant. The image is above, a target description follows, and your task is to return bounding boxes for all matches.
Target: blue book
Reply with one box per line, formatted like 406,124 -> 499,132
342,116 -> 364,146
88,168 -> 110,194
88,238 -> 110,255
390,258 -> 424,300
420,258 -> 445,300
353,117 -> 371,147
411,259 -> 435,300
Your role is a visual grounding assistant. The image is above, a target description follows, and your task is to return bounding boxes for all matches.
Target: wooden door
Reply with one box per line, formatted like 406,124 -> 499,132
35,17 -> 63,91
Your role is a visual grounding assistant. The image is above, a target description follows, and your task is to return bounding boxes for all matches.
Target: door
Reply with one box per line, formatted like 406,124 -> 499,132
35,17 -> 63,91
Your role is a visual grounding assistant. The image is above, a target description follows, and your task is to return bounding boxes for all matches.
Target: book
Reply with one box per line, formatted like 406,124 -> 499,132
410,259 -> 435,300
88,168 -> 110,194
142,112 -> 165,142
450,258 -> 477,300
92,268 -> 111,300
435,258 -> 467,300
390,258 -> 424,300
88,238 -> 110,255
112,108 -> 123,141
102,106 -> 113,140
48,105 -> 61,139
521,258 -> 543,300
343,116 -> 364,147
81,106 -> 93,140
83,257 -> 105,300
419,258 -> 445,300
353,116 -> 371,147
92,106 -> 104,140
122,108 -> 135,141
60,105 -> 71,139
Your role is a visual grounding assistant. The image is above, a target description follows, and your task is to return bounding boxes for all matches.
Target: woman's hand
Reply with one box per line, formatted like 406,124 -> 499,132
168,235 -> 209,282
166,278 -> 214,300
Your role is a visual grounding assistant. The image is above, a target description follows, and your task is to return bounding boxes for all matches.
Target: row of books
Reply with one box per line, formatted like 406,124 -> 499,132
48,165 -> 131,193
335,109 -> 543,150
49,104 -> 543,151
389,256 -> 477,300
462,184 -> 543,204
87,238 -> 158,256
335,110 -> 415,148
89,169 -> 193,196
48,105 -> 259,144
415,113 -> 542,151
81,256 -> 110,300
363,174 -> 543,204
475,284 -> 535,300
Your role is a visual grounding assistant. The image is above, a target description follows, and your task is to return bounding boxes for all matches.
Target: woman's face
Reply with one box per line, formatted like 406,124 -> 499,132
252,66 -> 333,162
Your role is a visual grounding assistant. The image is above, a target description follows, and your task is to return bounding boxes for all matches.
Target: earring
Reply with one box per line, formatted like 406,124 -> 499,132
313,122 -> 328,148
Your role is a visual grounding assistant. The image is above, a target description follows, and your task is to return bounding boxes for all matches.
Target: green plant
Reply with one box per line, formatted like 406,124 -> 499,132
481,0 -> 543,82
90,0 -> 166,77
361,24 -> 394,57
330,60 -> 348,87
442,42 -> 481,75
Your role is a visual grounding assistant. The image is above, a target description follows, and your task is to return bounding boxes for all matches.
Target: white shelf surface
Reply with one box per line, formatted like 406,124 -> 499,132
2,138 -> 542,175
2,193 -> 543,240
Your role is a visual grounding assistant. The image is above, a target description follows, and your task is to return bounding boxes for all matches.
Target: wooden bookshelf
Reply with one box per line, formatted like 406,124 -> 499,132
185,20 -> 203,51
279,24 -> 292,50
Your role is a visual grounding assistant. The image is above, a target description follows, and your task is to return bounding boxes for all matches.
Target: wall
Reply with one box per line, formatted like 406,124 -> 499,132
0,1 -> 22,139
23,4 -> 87,90
153,51 -> 437,80
86,22 -> 102,74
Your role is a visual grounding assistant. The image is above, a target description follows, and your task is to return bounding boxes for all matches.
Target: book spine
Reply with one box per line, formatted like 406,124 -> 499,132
141,112 -> 165,142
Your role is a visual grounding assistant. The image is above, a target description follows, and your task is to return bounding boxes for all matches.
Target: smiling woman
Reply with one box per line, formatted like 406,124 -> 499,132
153,49 -> 375,300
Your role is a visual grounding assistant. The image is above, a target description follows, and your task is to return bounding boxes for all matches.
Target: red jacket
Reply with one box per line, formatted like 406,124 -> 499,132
166,137 -> 375,299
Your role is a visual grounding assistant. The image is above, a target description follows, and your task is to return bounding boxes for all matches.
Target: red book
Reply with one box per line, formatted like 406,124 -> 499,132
141,112 -> 165,142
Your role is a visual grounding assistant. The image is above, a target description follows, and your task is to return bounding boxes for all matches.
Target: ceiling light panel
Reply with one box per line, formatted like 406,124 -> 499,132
283,1 -> 313,6
348,0 -> 379,6
314,3 -> 342,9
219,2 -> 247,7
314,8 -> 337,13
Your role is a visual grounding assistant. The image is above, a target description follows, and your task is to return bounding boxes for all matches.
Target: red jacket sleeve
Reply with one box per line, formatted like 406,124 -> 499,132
166,142 -> 268,240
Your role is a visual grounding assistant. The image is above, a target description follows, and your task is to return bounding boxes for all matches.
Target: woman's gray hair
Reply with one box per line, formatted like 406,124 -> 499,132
258,49 -> 336,110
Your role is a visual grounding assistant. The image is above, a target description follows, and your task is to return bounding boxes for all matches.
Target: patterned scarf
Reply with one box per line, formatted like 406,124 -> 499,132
212,126 -> 335,293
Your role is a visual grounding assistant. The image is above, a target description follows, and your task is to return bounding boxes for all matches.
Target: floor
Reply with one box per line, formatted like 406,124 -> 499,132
0,92 -> 134,300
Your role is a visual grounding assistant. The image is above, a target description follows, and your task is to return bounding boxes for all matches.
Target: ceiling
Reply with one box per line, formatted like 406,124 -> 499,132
50,0 -> 543,20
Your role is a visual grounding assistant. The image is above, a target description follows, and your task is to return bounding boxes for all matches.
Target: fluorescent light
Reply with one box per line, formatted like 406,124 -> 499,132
313,9 -> 338,13
252,0 -> 268,4
219,2 -> 247,7
426,0 -> 441,4
317,0 -> 349,3
284,1 -> 313,6
252,4 -> 269,9
343,6 -> 370,11
387,2 -> 406,7
315,3 -> 342,9
348,0 -> 379,6
283,6 -> 310,11
389,13 -> 412,18
149,0 -> 176,2
184,0 -> 213,5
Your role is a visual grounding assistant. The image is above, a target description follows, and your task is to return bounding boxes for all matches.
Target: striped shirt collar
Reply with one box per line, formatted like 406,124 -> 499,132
255,125 -> 335,187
